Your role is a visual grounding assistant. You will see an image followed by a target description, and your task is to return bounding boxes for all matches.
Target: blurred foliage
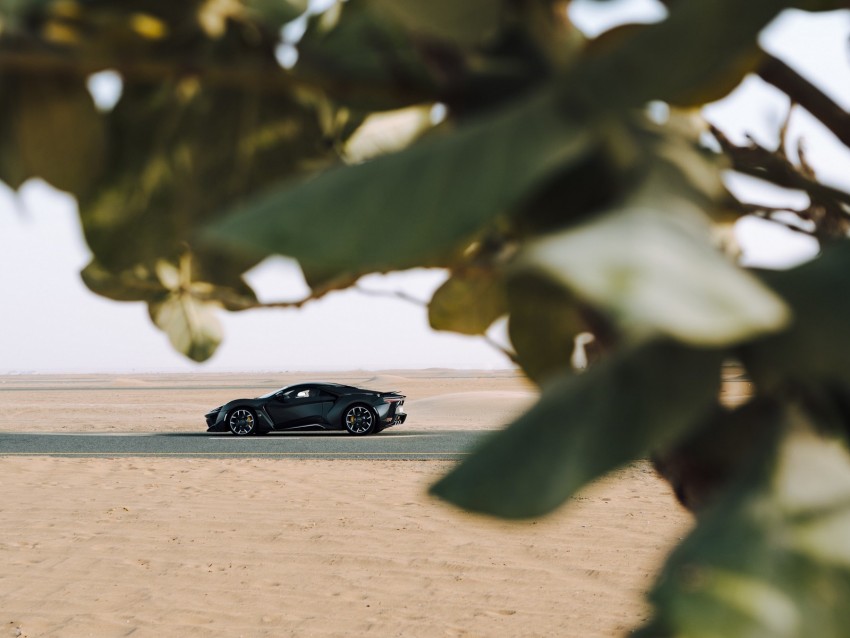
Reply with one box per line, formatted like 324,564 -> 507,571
431,339 -> 724,518
4,0 -> 850,633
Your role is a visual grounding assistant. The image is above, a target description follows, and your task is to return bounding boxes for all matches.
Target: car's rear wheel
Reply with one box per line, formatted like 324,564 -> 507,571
343,405 -> 376,435
229,408 -> 256,436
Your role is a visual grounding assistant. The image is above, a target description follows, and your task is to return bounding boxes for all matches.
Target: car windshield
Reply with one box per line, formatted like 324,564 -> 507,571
258,387 -> 288,399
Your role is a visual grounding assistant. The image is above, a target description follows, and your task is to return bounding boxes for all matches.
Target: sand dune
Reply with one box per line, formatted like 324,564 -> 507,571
358,374 -> 412,389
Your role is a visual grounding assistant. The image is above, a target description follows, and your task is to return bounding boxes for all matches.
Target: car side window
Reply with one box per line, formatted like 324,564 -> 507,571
295,389 -> 312,399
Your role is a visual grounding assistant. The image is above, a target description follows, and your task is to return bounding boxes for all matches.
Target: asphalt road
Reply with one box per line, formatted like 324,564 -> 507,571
0,430 -> 491,460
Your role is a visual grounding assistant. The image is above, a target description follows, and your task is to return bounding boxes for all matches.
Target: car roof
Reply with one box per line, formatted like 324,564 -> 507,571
281,382 -> 369,393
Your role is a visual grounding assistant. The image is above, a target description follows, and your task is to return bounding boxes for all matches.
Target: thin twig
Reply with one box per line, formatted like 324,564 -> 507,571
353,284 -> 518,362
353,284 -> 428,307
482,334 -> 518,363
711,124 -> 850,208
742,207 -> 817,236
777,101 -> 795,158
797,138 -> 817,179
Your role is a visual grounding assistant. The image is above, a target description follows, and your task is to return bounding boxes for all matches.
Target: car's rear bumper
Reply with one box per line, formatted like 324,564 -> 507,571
376,398 -> 407,429
381,409 -> 407,429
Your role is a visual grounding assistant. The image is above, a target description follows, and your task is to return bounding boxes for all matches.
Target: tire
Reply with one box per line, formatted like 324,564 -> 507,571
228,408 -> 256,436
343,405 -> 376,436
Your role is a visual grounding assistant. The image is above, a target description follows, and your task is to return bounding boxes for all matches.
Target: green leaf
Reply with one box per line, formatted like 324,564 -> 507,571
79,71 -> 326,277
81,260 -> 167,303
430,339 -> 722,518
295,2 -> 436,110
0,93 -> 28,190
521,161 -> 789,347
743,242 -> 850,391
368,0 -> 503,46
428,269 -> 507,336
643,424 -> 850,638
510,148 -> 623,237
18,77 -> 105,194
506,274 -> 586,385
205,87 -> 592,281
83,254 -> 256,362
570,0 -> 824,110
243,0 -> 307,27
0,1 -> 52,34
653,398 -> 783,512
0,72 -> 106,194
81,256 -> 258,312
150,294 -> 223,363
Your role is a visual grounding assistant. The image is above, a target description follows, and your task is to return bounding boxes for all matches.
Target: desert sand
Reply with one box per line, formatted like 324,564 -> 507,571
0,370 -> 716,637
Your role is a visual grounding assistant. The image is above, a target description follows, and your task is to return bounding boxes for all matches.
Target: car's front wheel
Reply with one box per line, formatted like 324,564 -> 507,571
343,405 -> 376,435
229,408 -> 256,436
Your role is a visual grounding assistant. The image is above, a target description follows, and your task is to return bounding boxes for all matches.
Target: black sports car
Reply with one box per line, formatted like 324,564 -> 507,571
205,382 -> 407,436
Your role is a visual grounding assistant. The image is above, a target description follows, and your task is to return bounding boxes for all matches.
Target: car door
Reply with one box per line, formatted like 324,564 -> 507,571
266,387 -> 330,428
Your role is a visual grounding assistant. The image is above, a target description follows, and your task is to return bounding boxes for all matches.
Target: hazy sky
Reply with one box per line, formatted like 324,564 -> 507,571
1,1 -> 848,373
0,184 -> 508,372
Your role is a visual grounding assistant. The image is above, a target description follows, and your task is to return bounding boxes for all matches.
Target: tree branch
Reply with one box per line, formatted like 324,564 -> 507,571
710,124 -> 850,208
758,53 -> 850,150
193,288 -> 317,311
0,47 -> 431,105
711,123 -> 850,240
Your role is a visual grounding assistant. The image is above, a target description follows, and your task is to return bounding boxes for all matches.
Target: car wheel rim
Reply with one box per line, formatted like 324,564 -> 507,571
230,409 -> 254,435
346,406 -> 373,434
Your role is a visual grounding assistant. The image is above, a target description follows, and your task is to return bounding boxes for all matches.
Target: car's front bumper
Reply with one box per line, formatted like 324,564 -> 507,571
205,409 -> 228,432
